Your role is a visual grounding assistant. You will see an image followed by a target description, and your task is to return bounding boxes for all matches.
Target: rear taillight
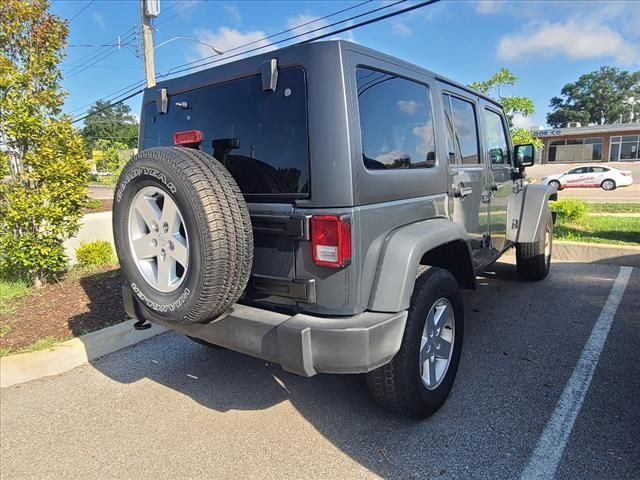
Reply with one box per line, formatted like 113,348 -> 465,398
173,129 -> 203,147
311,215 -> 351,268
621,171 -> 631,176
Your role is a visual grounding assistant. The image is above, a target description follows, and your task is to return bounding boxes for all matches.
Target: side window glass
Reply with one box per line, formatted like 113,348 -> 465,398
448,96 -> 480,164
356,67 -> 436,170
484,109 -> 510,166
442,94 -> 457,165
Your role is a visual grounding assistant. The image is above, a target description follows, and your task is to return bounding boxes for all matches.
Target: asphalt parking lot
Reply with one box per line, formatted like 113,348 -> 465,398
1,260 -> 638,480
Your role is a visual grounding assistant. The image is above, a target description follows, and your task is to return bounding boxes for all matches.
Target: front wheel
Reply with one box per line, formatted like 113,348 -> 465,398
366,267 -> 464,419
516,211 -> 553,281
548,180 -> 562,191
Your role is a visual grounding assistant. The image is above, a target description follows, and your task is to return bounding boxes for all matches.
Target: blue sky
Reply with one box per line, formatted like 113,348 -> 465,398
52,0 -> 640,128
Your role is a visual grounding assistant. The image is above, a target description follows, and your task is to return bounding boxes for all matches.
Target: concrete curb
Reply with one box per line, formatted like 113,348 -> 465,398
505,240 -> 640,267
0,319 -> 167,388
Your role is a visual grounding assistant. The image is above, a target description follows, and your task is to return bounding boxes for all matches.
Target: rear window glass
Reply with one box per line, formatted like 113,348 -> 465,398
142,67 -> 309,198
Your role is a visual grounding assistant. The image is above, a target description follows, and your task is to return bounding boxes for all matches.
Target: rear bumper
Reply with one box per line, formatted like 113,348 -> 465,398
123,284 -> 407,377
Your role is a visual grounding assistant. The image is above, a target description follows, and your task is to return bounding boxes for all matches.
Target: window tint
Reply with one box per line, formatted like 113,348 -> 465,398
356,67 -> 435,170
142,67 -> 309,197
568,167 -> 588,174
589,167 -> 608,173
442,96 -> 456,165
483,109 -> 509,165
444,94 -> 479,165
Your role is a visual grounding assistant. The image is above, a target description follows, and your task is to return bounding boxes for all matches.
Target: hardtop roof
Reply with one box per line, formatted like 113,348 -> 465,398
152,40 -> 502,109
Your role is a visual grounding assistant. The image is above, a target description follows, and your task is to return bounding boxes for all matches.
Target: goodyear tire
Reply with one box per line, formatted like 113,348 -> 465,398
516,211 -> 552,281
366,267 -> 464,419
113,147 -> 253,325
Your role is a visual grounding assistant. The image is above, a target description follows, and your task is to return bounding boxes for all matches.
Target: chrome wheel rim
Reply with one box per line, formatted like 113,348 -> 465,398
602,180 -> 614,190
420,298 -> 455,390
127,186 -> 189,293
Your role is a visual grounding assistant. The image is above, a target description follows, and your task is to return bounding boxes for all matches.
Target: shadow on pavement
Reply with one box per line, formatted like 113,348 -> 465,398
75,260 -> 631,479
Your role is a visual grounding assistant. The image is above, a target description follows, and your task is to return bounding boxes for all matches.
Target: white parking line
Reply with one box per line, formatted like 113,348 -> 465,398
520,266 -> 633,480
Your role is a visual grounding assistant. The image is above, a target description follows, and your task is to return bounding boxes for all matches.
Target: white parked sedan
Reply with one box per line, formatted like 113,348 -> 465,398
541,165 -> 634,191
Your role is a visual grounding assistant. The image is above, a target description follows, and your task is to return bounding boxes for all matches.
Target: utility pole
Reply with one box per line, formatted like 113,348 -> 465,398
140,0 -> 157,88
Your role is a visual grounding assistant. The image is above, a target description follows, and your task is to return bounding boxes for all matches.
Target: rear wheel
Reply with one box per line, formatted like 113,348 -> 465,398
516,211 -> 552,281
113,147 -> 253,325
366,267 -> 464,419
601,179 -> 616,191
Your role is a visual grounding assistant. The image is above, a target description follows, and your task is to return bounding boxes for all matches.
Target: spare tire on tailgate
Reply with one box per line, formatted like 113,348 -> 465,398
113,147 -> 253,325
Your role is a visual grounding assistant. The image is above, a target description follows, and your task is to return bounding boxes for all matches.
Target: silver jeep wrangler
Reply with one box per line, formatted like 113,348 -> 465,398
114,40 -> 555,418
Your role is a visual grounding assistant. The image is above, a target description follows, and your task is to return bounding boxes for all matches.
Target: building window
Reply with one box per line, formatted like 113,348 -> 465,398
547,137 -> 603,162
620,135 -> 639,160
356,67 -> 436,170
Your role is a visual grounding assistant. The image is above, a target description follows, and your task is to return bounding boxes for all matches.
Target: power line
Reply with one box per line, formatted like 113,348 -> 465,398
64,31 -> 137,76
72,89 -> 146,124
68,0 -> 96,23
71,0 -> 439,124
68,1 -> 374,119
165,0 -> 405,76
62,29 -> 135,72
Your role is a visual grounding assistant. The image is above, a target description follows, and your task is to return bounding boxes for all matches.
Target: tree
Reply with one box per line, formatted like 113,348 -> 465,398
0,0 -> 89,284
546,66 -> 640,128
93,139 -> 128,175
81,100 -> 138,154
470,68 -> 542,148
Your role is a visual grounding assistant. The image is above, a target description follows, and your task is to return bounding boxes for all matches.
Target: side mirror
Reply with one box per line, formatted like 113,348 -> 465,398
514,144 -> 534,168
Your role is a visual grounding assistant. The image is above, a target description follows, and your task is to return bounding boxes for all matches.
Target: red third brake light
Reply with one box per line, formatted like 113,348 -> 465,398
173,130 -> 203,147
311,215 -> 352,268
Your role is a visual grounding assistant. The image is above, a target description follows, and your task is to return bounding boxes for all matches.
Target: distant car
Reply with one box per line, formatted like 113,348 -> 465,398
541,165 -> 633,191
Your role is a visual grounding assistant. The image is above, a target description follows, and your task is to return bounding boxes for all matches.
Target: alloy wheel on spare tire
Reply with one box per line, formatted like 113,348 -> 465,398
113,147 -> 253,325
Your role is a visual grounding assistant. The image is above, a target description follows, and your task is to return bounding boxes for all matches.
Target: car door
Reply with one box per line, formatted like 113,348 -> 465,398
589,166 -> 607,186
481,105 -> 512,253
564,167 -> 588,187
442,90 -> 491,266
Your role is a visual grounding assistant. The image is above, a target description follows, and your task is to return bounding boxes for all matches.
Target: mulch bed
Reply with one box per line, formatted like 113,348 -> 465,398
82,199 -> 113,214
0,267 -> 127,352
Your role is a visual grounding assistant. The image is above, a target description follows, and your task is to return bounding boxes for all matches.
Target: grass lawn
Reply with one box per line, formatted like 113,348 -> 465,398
586,203 -> 640,214
555,215 -> 640,245
0,278 -> 31,315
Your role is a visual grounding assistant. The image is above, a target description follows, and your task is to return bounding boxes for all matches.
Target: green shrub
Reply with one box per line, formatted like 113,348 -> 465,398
85,198 -> 101,210
549,199 -> 587,223
76,241 -> 114,267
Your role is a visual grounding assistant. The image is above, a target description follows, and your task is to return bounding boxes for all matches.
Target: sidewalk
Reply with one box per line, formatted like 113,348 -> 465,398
63,211 -> 114,263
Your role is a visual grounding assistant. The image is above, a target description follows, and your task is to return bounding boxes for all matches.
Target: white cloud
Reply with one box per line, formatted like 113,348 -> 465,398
92,12 -> 105,31
173,0 -> 201,19
397,100 -> 421,115
286,13 -> 329,42
497,19 -> 639,65
512,113 -> 537,129
224,4 -> 241,23
392,22 -> 412,36
474,0 -> 507,15
191,27 -> 272,63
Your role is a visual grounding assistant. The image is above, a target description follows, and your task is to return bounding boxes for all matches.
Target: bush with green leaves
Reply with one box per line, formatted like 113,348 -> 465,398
549,199 -> 587,223
75,241 -> 114,267
0,0 -> 89,284
85,198 -> 102,210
